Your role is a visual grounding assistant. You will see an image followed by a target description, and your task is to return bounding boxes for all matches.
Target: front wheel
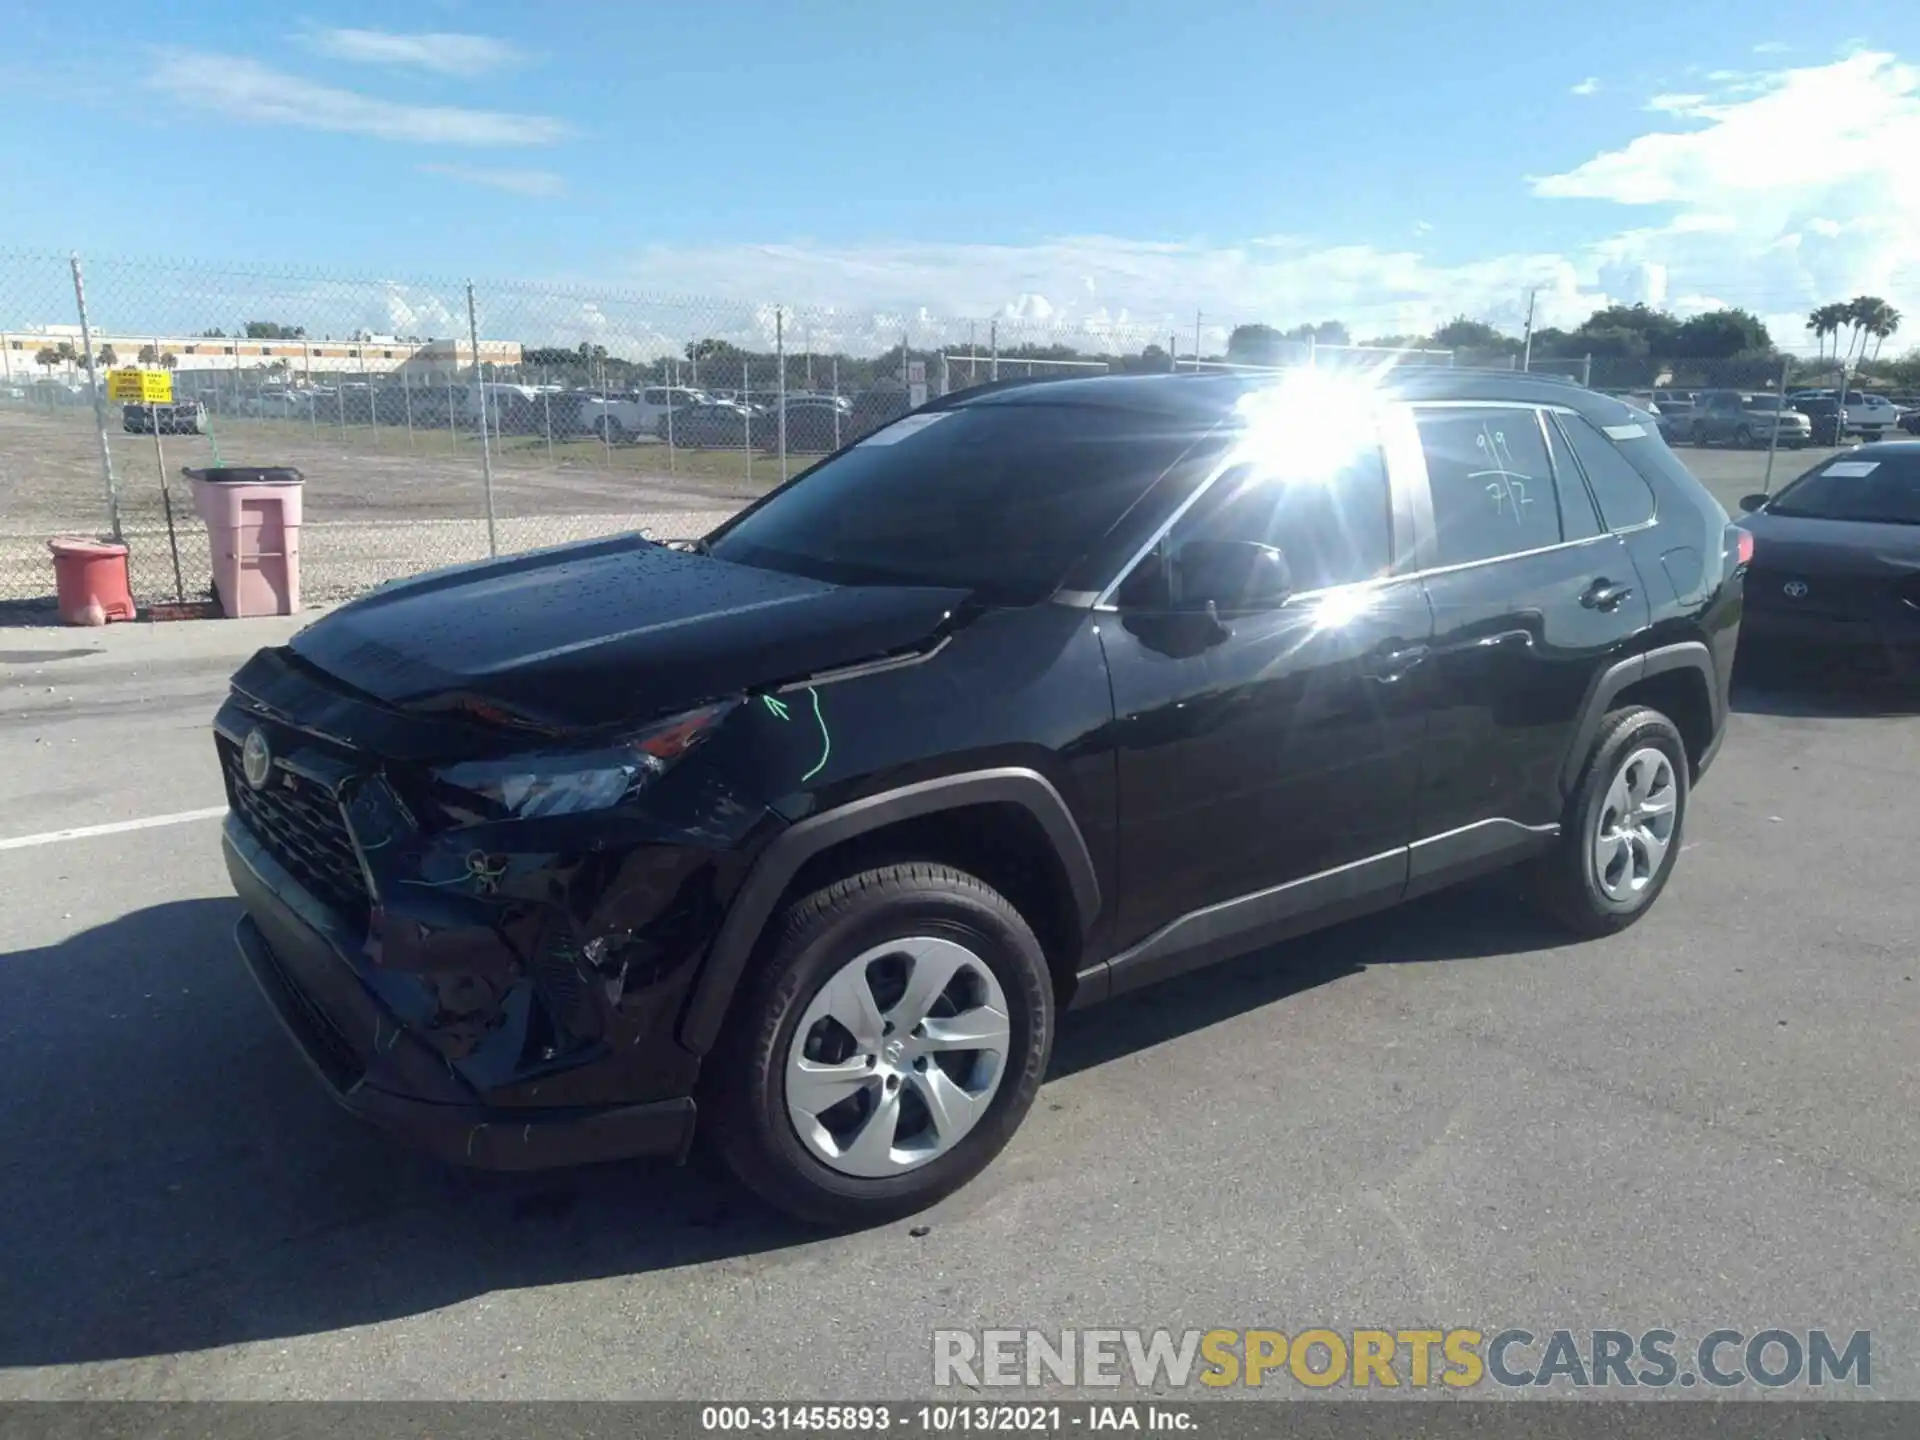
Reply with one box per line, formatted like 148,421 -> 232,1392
1529,706 -> 1690,937
706,862 -> 1054,1228
1689,422 -> 1709,447
1733,424 -> 1754,448
592,416 -> 625,443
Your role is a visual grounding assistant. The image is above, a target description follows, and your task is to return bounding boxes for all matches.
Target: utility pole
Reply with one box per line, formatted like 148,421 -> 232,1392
1520,288 -> 1539,373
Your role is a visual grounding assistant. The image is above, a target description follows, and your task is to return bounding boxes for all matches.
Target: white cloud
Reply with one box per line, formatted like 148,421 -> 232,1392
1753,41 -> 1791,55
298,28 -> 523,76
1645,92 -> 1710,115
1571,77 -> 1601,96
420,163 -> 566,198
148,51 -> 568,146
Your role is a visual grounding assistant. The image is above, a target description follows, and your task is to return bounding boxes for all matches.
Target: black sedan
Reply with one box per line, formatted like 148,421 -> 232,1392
1736,441 -> 1920,675
654,400 -> 757,448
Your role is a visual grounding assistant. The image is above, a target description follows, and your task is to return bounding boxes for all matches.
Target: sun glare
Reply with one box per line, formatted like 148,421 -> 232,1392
1227,365 -> 1388,484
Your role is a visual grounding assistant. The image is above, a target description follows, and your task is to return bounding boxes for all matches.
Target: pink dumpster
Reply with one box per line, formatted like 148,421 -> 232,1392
184,467 -> 304,617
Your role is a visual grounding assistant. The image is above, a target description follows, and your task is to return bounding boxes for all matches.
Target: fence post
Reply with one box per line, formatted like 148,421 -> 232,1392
402,364 -> 414,450
1762,353 -> 1789,494
990,320 -> 999,381
665,356 -> 677,471
466,282 -> 498,558
1581,354 -> 1592,388
776,307 -> 788,481
832,355 -> 841,450
70,253 -> 121,540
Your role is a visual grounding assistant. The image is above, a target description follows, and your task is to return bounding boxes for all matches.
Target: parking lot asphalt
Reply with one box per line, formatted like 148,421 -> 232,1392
3,531 -> 1919,1400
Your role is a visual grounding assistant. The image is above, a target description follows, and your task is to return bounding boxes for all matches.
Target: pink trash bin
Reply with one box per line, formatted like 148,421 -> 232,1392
184,467 -> 304,617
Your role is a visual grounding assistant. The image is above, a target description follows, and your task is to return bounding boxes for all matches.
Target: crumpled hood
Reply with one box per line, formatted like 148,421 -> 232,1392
288,534 -> 968,731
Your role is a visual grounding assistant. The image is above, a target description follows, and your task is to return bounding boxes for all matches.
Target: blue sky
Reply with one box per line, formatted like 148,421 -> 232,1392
3,1 -> 1917,354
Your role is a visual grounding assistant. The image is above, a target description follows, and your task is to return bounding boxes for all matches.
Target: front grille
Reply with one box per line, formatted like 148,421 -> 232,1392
219,735 -> 372,930
250,930 -> 366,1092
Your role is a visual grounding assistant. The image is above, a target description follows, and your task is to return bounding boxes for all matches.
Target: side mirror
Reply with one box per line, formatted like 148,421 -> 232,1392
1171,539 -> 1293,612
1738,493 -> 1767,514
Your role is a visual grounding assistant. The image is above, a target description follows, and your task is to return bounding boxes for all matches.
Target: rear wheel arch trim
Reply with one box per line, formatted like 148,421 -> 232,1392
1559,641 -> 1719,793
678,767 -> 1100,1056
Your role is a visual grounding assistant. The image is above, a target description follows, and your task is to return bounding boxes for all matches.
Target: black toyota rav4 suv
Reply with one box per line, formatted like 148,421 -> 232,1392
216,368 -> 1746,1226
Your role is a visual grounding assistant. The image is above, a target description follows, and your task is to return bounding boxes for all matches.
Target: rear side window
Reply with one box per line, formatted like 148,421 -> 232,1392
1414,407 -> 1561,565
1557,414 -> 1658,529
1541,417 -> 1604,542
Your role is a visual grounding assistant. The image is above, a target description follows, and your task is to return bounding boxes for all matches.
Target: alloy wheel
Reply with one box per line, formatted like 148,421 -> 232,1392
1592,746 -> 1678,903
784,936 -> 1011,1178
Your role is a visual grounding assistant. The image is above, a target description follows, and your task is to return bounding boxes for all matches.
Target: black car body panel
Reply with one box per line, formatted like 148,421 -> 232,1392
216,369 -> 1741,1171
287,533 -> 971,731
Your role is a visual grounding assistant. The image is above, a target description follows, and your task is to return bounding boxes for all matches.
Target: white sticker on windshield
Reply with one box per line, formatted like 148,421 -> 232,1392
1823,461 -> 1881,477
858,412 -> 954,446
1603,422 -> 1648,440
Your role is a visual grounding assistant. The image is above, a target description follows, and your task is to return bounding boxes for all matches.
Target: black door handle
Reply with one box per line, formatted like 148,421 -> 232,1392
1582,578 -> 1634,611
1364,641 -> 1429,683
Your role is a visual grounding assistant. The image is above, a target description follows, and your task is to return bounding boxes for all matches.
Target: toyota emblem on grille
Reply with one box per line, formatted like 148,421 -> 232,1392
241,728 -> 273,790
1783,580 -> 1810,599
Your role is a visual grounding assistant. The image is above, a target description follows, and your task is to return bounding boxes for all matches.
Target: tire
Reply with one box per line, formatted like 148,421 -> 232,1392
592,416 -> 625,443
706,861 -> 1054,1228
1733,424 -> 1754,448
1529,706 -> 1690,938
1689,422 -> 1709,447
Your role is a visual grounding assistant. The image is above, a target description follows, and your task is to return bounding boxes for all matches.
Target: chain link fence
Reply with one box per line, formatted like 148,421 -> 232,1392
1,251 -> 1894,610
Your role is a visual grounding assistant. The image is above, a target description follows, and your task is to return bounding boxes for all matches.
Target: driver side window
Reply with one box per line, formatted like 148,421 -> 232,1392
1116,442 -> 1394,606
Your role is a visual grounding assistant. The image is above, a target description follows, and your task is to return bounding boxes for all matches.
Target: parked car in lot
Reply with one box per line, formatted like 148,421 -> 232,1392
1790,390 -> 1901,442
575,386 -> 713,442
749,393 -> 855,452
657,399 -> 758,447
1900,406 -> 1920,436
1736,441 -> 1920,674
122,399 -> 208,435
213,368 -> 1742,1226
1686,390 -> 1813,449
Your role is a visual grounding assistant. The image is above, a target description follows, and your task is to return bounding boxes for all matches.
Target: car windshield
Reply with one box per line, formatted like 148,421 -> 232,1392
1766,453 -> 1920,523
706,399 -> 1204,601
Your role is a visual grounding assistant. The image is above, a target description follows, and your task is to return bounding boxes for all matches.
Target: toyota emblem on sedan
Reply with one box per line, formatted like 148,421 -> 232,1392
241,728 -> 273,790
1783,580 -> 1810,599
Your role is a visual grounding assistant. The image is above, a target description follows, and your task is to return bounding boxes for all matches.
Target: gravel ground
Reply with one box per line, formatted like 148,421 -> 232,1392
0,613 -> 1916,1401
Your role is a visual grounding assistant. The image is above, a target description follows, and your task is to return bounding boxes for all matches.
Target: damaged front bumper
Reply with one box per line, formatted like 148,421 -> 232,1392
225,821 -> 698,1169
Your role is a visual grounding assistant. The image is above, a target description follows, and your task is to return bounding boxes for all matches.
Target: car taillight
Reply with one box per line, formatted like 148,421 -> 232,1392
1726,524 -> 1754,570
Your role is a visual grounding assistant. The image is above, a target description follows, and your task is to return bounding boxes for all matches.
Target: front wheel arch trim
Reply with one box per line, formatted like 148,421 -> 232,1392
676,767 -> 1100,1056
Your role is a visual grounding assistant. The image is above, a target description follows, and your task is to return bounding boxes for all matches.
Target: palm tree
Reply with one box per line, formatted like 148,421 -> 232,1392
54,341 -> 77,377
96,344 -> 118,369
1869,304 -> 1901,361
34,346 -> 59,376
160,351 -> 179,371
137,343 -> 158,366
1807,302 -> 1849,362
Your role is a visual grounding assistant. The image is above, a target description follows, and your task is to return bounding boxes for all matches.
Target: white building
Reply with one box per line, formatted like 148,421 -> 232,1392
0,326 -> 522,381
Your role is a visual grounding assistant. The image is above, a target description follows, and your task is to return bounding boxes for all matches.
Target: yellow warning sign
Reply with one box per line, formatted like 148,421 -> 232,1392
108,369 -> 173,404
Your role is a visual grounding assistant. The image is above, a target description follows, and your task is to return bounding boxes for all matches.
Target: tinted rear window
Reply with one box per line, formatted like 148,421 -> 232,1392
708,402 -> 1203,600
1766,453 -> 1920,524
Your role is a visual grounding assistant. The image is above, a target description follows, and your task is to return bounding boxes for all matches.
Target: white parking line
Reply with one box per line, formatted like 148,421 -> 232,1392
0,806 -> 228,852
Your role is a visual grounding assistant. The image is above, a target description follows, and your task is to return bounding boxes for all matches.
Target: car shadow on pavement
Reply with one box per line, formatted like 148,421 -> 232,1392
1730,660 -> 1920,718
0,879 -> 1568,1370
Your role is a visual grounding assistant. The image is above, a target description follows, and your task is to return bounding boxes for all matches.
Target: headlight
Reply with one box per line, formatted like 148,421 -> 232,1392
431,700 -> 736,820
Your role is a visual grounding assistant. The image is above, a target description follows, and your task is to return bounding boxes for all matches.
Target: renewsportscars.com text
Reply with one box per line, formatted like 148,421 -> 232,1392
932,1328 -> 1871,1391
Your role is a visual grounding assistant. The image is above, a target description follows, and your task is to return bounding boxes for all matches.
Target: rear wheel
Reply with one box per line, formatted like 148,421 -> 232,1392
1733,424 -> 1754,447
1530,706 -> 1689,937
592,415 -> 625,443
707,862 -> 1053,1228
